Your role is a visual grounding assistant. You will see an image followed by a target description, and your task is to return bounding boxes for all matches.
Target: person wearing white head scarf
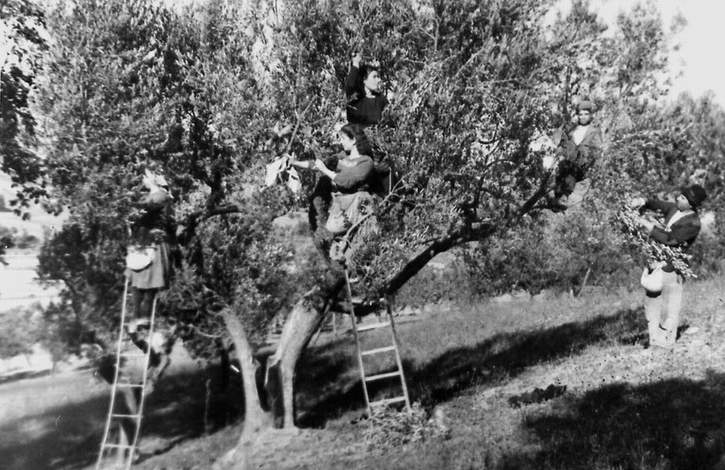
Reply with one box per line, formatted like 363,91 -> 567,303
125,168 -> 176,330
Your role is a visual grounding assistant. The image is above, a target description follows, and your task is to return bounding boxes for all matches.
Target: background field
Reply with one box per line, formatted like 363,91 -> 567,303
3,274 -> 724,470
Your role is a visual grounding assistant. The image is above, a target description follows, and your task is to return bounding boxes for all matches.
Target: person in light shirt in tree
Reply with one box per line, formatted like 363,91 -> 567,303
552,99 -> 603,209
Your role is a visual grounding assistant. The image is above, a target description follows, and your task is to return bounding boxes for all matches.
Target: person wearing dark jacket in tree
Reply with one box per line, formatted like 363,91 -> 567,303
552,99 -> 603,209
345,52 -> 388,127
345,52 -> 393,196
631,184 -> 707,348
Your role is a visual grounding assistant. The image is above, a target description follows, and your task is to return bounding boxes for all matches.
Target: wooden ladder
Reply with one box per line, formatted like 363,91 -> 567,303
345,269 -> 411,416
95,279 -> 157,470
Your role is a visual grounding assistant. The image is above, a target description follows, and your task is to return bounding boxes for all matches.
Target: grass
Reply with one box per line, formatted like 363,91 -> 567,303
4,276 -> 725,469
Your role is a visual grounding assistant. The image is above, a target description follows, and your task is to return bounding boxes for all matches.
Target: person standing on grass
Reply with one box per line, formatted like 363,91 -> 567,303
631,184 -> 707,349
552,99 -> 603,210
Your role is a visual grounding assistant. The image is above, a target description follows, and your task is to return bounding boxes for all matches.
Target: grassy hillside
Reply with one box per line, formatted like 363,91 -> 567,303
4,276 -> 725,470
137,276 -> 725,470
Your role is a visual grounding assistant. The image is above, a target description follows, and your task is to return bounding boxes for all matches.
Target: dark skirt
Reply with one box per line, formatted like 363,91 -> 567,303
125,242 -> 170,290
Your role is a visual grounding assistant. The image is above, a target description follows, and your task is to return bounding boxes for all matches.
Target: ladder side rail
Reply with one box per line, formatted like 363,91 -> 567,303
309,302 -> 333,349
126,293 -> 158,469
385,296 -> 411,412
346,268 -> 372,416
95,278 -> 130,470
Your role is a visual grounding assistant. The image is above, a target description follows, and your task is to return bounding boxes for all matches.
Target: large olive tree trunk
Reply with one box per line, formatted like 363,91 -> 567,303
215,311 -> 273,470
264,266 -> 345,427
215,220 -> 499,468
214,267 -> 345,470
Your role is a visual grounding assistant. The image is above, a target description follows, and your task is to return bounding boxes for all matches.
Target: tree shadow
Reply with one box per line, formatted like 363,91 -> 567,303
294,335 -> 363,426
297,306 -> 646,426
0,362 -> 243,470
409,306 -> 646,406
502,370 -> 725,470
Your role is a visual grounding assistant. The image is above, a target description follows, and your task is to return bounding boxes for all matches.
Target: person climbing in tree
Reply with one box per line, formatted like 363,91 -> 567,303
631,184 -> 707,349
345,51 -> 393,196
291,123 -> 377,264
345,51 -> 388,127
125,168 -> 176,333
551,98 -> 603,210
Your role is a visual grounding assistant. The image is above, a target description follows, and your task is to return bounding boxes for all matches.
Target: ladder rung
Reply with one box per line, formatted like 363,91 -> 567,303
357,322 -> 391,332
361,346 -> 396,356
121,352 -> 147,357
365,371 -> 401,382
103,443 -> 134,449
116,383 -> 144,388
111,413 -> 141,419
370,396 -> 407,407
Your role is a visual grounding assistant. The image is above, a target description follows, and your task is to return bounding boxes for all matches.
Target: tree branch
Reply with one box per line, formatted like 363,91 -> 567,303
384,221 -> 495,295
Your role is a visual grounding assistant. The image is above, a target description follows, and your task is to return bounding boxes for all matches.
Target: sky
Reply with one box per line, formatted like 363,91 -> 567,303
581,0 -> 725,105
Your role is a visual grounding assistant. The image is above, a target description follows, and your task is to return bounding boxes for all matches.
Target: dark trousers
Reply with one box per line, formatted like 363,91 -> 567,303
132,288 -> 157,318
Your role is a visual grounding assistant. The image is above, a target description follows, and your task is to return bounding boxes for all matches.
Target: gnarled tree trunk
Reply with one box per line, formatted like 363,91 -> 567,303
265,266 -> 345,428
216,311 -> 273,470
215,266 -> 345,469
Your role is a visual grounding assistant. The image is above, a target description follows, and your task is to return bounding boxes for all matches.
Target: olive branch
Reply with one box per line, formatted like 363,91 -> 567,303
618,206 -> 696,278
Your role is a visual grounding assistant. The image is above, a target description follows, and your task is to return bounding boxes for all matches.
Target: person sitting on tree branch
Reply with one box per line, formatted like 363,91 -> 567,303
552,98 -> 603,210
290,123 -> 377,265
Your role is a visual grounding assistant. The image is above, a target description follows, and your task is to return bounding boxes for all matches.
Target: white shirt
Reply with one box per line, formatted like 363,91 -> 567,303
665,210 -> 693,230
571,125 -> 589,145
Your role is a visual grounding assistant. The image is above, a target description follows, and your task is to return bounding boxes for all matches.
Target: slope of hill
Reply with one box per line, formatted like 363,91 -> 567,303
59,275 -> 725,470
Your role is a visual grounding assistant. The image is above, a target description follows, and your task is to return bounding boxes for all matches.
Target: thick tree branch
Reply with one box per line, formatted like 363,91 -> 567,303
385,221 -> 495,295
517,172 -> 552,216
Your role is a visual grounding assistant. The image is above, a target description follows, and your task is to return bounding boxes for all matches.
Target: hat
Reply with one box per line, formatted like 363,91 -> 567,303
576,100 -> 593,112
681,184 -> 707,209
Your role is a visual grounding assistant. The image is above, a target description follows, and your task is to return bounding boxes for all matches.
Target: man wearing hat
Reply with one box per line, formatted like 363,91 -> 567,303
632,184 -> 707,348
552,98 -> 603,209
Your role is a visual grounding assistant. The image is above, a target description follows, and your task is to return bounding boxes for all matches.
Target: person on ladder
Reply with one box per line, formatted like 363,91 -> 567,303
124,168 -> 176,350
550,98 -> 603,211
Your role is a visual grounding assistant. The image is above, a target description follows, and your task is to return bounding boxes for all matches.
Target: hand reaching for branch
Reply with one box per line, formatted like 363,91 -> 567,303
629,197 -> 646,208
351,51 -> 362,67
314,159 -> 336,179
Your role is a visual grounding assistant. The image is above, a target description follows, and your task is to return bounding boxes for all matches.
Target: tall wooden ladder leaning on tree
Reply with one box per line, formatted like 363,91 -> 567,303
95,278 -> 157,470
344,268 -> 411,416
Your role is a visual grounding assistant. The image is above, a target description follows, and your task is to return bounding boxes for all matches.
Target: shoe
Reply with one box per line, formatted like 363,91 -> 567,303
128,318 -> 151,332
649,337 -> 674,350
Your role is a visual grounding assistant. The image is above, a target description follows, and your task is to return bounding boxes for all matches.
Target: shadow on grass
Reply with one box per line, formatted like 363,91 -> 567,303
298,306 -> 646,426
409,306 -> 646,406
0,363 -> 242,470
503,370 -> 725,470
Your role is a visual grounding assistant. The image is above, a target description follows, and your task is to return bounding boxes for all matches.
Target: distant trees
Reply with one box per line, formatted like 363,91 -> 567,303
0,305 -> 39,360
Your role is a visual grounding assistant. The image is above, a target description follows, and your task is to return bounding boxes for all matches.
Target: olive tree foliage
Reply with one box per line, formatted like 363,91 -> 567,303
462,1 -> 723,295
10,0 -> 716,460
1,0 -> 47,210
28,0 -> 301,355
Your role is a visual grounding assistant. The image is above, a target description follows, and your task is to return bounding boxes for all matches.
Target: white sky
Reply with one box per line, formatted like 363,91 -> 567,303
586,0 -> 725,104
